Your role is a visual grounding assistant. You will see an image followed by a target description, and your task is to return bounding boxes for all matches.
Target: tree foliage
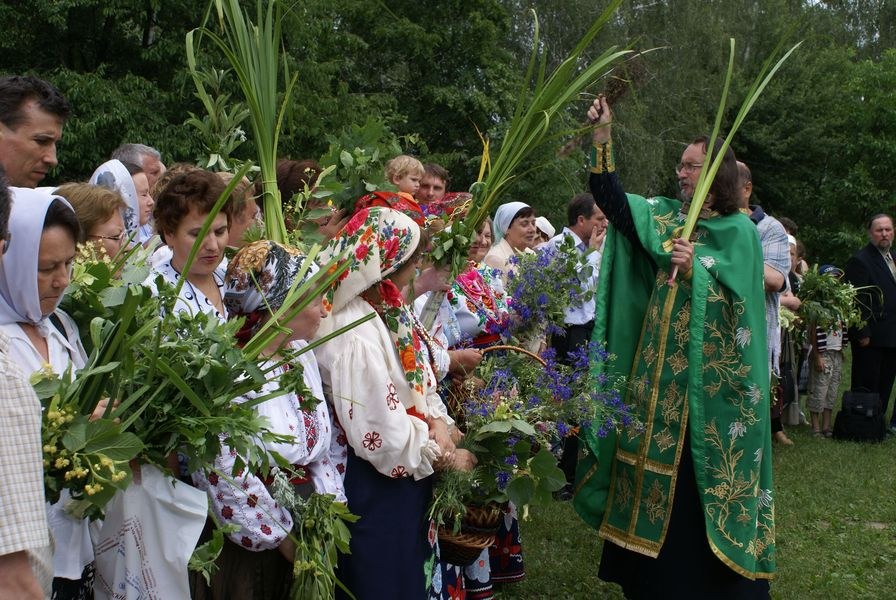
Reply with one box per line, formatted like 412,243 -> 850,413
0,0 -> 893,263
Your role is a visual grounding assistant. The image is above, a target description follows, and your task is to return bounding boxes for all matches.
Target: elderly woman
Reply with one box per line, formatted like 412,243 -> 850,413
148,169 -> 234,320
55,183 -> 127,258
191,240 -> 345,598
0,188 -> 95,599
315,207 -> 475,599
483,201 -> 537,281
89,159 -> 142,245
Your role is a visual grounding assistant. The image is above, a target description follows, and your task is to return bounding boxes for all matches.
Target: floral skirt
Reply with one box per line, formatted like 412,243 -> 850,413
461,503 -> 525,600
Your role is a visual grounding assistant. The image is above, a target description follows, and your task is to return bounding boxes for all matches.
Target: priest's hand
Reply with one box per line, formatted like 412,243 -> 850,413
670,237 -> 694,275
588,96 -> 612,145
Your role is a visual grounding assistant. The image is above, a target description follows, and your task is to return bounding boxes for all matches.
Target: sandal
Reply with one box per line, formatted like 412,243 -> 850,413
823,429 -> 833,438
813,430 -> 823,438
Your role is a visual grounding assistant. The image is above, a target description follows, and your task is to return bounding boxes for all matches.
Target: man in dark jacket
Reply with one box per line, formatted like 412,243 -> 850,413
845,214 -> 896,430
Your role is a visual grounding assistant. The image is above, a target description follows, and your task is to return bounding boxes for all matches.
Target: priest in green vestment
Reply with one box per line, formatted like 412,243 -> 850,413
574,97 -> 776,598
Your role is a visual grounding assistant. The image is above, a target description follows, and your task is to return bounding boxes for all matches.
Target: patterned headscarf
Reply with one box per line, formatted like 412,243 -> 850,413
89,159 -> 140,236
223,240 -> 319,345
492,201 -> 530,242
421,192 -> 472,219
319,207 -> 431,398
353,191 -> 425,226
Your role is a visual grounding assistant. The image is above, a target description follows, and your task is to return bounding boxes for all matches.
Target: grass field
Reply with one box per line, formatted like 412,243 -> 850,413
499,355 -> 896,599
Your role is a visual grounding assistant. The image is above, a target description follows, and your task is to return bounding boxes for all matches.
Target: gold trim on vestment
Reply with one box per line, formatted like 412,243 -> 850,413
707,533 -> 776,581
626,279 -> 680,534
573,462 -> 599,499
600,522 -> 662,558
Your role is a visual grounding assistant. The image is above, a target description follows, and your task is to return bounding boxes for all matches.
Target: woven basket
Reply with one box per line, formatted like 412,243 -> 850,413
445,344 -> 547,426
438,502 -> 505,567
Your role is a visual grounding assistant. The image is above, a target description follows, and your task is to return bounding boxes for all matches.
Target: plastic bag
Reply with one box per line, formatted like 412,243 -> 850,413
93,465 -> 208,599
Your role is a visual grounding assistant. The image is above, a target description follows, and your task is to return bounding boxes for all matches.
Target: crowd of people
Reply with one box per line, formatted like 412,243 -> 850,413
0,74 -> 893,600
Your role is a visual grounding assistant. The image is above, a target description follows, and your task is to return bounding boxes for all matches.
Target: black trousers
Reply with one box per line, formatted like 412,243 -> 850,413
550,320 -> 594,486
849,344 -> 896,423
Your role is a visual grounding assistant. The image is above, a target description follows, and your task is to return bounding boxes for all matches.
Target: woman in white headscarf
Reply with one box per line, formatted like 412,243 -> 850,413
89,159 -> 142,244
483,201 -> 537,282
0,187 -> 95,599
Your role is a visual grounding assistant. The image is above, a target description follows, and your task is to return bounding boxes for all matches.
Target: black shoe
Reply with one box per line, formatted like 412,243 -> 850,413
554,484 -> 574,502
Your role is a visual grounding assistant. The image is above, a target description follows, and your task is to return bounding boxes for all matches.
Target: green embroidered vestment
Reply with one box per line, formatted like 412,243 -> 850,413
574,194 -> 776,579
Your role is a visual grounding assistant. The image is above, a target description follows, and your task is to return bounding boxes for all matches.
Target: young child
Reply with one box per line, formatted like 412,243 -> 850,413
385,154 -> 424,200
808,264 -> 848,437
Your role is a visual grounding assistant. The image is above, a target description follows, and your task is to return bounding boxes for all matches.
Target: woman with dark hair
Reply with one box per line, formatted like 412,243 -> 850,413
315,207 -> 476,599
148,169 -> 235,320
483,202 -> 537,281
0,188 -> 97,599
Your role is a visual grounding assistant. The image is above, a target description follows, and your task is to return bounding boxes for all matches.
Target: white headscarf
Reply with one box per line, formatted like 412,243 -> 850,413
492,201 -> 531,242
535,216 -> 555,239
89,159 -> 139,236
0,187 -> 73,326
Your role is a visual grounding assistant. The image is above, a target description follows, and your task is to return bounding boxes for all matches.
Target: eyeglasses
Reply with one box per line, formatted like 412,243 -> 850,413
675,162 -> 703,174
1,231 -> 10,255
88,231 -> 126,243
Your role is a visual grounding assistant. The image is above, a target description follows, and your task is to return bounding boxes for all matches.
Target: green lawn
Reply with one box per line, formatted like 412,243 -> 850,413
500,354 -> 896,599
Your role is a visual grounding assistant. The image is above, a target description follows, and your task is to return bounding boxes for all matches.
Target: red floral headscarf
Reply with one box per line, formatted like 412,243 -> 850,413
319,208 -> 432,401
353,191 -> 426,226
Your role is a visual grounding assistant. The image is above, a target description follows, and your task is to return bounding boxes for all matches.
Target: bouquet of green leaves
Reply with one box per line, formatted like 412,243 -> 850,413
796,265 -> 869,336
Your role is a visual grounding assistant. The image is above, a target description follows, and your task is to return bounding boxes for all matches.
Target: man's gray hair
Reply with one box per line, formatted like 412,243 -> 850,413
111,143 -> 161,166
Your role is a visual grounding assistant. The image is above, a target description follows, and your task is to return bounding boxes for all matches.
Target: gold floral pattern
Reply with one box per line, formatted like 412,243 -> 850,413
642,342 -> 657,368
653,210 -> 680,237
652,428 -> 675,453
659,381 -> 683,424
614,469 -> 634,510
666,349 -> 688,375
671,300 -> 690,347
643,479 -> 668,524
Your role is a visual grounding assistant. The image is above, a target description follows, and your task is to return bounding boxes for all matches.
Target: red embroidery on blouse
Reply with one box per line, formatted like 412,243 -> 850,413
362,431 -> 383,451
386,383 -> 400,410
221,505 -> 234,519
391,465 -> 408,478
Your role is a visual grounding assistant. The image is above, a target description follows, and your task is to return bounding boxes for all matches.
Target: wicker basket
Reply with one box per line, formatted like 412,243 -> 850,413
444,344 -> 547,426
438,502 -> 505,567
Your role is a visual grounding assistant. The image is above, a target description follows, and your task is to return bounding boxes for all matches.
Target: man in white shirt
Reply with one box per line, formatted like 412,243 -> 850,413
544,192 -> 606,496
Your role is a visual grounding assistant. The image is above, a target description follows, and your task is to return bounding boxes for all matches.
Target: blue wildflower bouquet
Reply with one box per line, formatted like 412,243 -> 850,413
432,341 -> 634,533
503,235 -> 595,342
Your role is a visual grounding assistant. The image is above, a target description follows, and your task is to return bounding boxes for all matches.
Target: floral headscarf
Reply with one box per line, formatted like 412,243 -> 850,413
353,191 -> 425,226
89,159 -> 139,236
223,240 -> 318,345
319,207 -> 431,398
421,191 -> 472,219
